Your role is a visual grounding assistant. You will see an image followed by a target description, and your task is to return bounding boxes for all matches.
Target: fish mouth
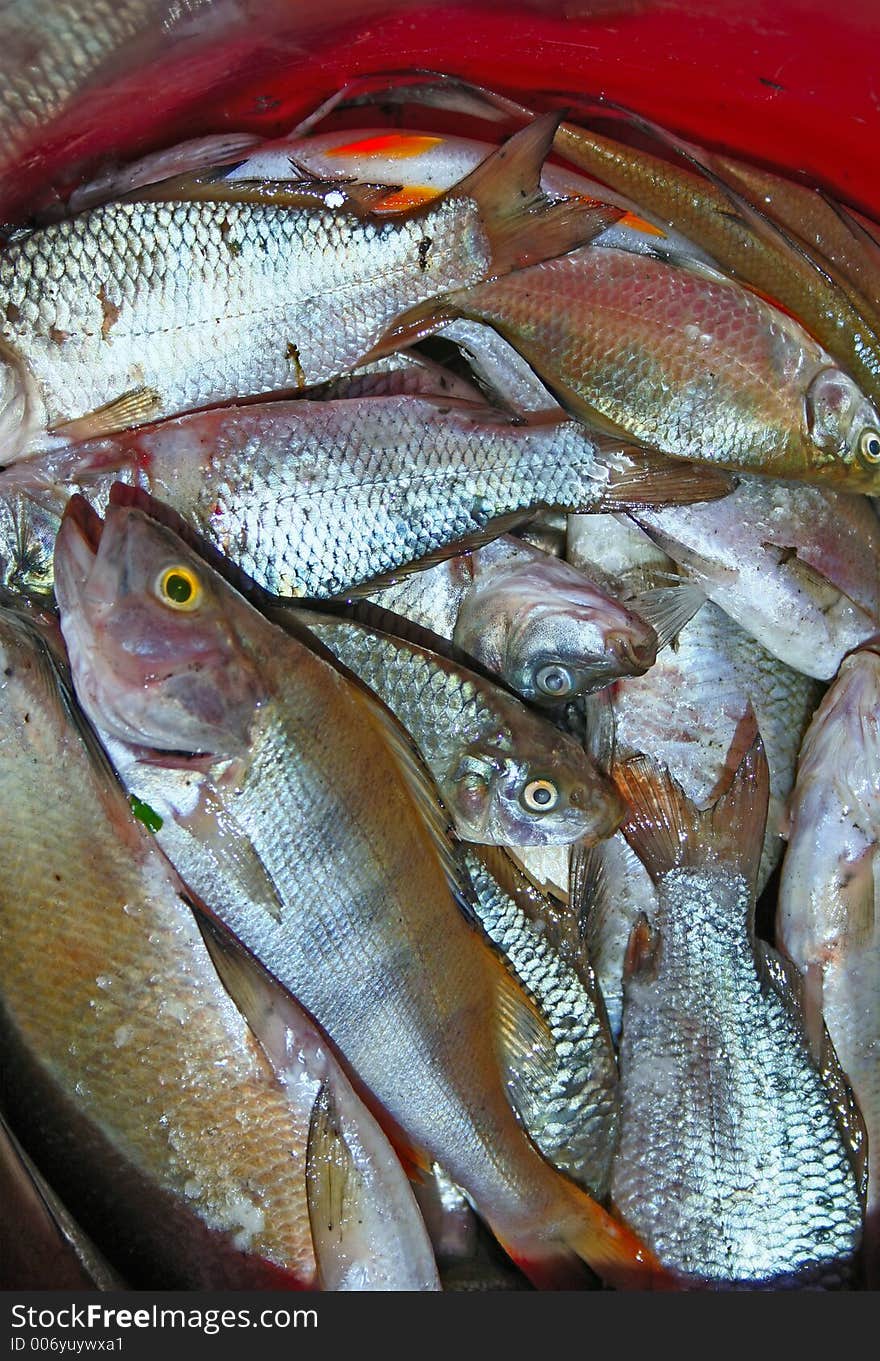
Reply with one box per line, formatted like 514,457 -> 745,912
63,493 -> 104,557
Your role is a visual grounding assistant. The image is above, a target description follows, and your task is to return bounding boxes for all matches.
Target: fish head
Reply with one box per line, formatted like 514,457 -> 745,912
805,367 -> 880,489
442,719 -> 624,847
54,493 -> 269,758
455,558 -> 657,704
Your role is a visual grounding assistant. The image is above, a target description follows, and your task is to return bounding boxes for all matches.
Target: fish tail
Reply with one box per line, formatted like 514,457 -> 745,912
500,1180 -> 674,1290
450,111 -> 622,276
613,709 -> 769,888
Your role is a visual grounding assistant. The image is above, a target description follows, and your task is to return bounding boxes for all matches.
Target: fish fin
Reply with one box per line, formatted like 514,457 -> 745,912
128,167 -> 396,214
583,445 -> 734,509
629,577 -> 705,650
334,69 -> 531,126
580,686 -> 616,771
491,949 -> 561,1131
449,112 -> 622,275
623,912 -> 662,982
817,192 -> 880,312
197,914 -> 287,1038
501,1184 -> 672,1290
51,388 -> 162,442
341,677 -> 478,923
614,710 -> 768,888
68,133 -> 262,212
572,839 -> 611,957
305,1081 -> 368,1290
755,943 -> 869,1201
175,784 -> 287,924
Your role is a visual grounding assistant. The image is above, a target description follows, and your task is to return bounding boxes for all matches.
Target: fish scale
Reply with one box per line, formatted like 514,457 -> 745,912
464,851 -> 618,1199
0,188 -> 494,463
613,867 -> 862,1285
448,244 -> 880,488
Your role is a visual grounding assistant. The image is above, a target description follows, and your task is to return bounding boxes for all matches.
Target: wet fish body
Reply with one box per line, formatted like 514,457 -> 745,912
298,608 -> 622,847
465,847 -> 619,1199
374,532 -> 657,705
778,643 -> 880,1284
632,477 -> 880,679
611,736 -> 865,1287
54,495 -> 663,1289
0,117 -> 619,461
1,394 -> 726,599
432,246 -> 880,490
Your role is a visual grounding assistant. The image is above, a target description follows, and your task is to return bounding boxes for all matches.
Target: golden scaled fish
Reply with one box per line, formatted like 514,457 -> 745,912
53,488 -> 667,1291
0,602 -> 437,1289
354,75 -> 880,416
382,244 -> 880,491
0,115 -> 619,463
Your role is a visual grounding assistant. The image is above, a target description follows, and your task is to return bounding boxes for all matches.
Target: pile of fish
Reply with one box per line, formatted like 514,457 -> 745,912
1,70 -> 879,1292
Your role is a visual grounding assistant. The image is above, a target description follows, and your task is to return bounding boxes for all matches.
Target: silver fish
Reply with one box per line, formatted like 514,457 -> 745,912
296,607 -> 622,847
0,394 -> 729,599
631,477 -> 880,679
374,533 -> 658,705
611,729 -> 865,1288
778,641 -> 880,1285
0,117 -> 617,462
54,492 -> 665,1290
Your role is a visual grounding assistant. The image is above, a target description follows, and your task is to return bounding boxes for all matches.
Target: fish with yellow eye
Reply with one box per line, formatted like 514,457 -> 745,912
287,604 -> 624,848
156,564 -> 202,610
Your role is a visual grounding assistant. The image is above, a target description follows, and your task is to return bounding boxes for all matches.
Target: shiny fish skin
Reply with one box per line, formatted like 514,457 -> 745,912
3,395 -> 722,599
632,478 -> 880,679
778,643 -> 880,1284
611,741 -> 864,1288
611,601 -> 821,891
374,533 -> 656,705
0,605 -> 321,1289
443,246 -> 880,490
54,497 -> 663,1289
299,611 -> 622,847
0,189 -> 495,459
464,849 -> 619,1200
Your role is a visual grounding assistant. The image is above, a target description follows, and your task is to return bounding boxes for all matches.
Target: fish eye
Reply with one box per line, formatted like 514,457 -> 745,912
156,565 -> 203,611
858,429 -> 880,465
535,663 -> 576,698
522,778 -> 560,812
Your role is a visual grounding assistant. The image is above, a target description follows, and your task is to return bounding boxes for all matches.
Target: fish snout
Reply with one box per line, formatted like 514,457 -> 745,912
606,629 -> 656,674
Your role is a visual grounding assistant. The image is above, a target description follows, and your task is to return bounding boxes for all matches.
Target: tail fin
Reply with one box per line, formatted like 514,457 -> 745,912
613,710 -> 768,891
449,112 -> 622,276
500,1177 -> 674,1291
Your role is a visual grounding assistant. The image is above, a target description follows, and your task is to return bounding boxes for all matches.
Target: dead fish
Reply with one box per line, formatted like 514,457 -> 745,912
291,604 -> 622,847
0,603 -> 321,1288
0,393 -> 730,599
373,534 -> 658,705
197,923 -> 441,1291
53,489 -> 667,1290
353,75 -> 880,414
631,476 -> 880,679
611,725 -> 865,1288
778,641 -> 880,1285
464,845 -> 619,1200
0,116 -> 619,463
383,244 -> 880,491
